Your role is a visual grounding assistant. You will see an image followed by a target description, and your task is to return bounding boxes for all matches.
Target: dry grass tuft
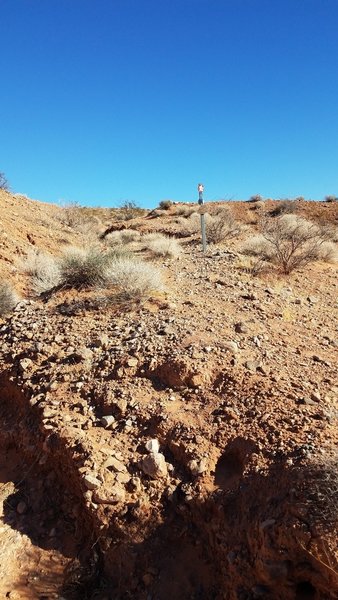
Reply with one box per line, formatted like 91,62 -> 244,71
173,205 -> 197,217
107,257 -> 164,299
145,234 -> 181,258
59,247 -> 113,289
21,250 -> 61,294
0,282 -> 18,315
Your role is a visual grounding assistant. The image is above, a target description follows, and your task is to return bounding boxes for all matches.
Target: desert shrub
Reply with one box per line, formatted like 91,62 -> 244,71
59,202 -> 89,228
105,230 -> 124,245
174,205 -> 196,217
325,195 -> 338,203
59,246 -> 113,289
250,200 -> 265,210
141,232 -> 163,242
22,251 -> 61,294
158,200 -> 173,210
236,256 -> 270,276
120,229 -> 141,243
205,213 -> 239,243
299,452 -> 338,532
248,194 -> 263,203
0,172 -> 9,191
146,235 -> 181,258
260,214 -> 334,273
269,200 -> 298,217
107,257 -> 163,299
176,212 -> 200,236
240,235 -> 274,260
115,201 -> 146,221
0,282 -> 18,315
315,241 -> 338,263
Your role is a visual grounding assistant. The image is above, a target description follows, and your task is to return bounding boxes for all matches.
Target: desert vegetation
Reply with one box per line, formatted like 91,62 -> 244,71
0,172 -> 9,191
0,192 -> 337,600
241,214 -> 337,273
0,281 -> 17,315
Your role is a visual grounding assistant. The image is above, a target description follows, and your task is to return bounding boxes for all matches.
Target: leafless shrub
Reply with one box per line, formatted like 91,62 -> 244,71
21,250 -> 61,294
0,172 -> 9,191
248,194 -> 263,203
259,214 -> 334,273
269,199 -> 298,217
0,282 -> 18,315
146,235 -> 181,258
325,195 -> 337,203
115,201 -> 146,221
205,213 -> 239,244
107,257 -> 163,299
58,202 -> 90,228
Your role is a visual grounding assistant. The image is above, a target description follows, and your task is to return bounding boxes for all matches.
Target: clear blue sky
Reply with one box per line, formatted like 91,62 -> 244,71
1,0 -> 337,207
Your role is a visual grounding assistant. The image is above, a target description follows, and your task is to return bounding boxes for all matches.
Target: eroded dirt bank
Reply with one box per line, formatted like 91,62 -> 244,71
0,361 -> 336,599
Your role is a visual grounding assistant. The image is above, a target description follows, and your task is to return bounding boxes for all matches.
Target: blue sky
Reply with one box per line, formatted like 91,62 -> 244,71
1,0 -> 337,207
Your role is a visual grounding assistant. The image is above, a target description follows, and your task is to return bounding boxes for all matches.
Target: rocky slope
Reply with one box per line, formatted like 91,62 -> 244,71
0,193 -> 337,599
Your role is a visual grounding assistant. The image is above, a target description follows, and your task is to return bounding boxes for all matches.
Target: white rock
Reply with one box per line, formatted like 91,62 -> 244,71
101,415 -> 116,428
145,439 -> 160,454
83,474 -> 101,490
142,452 -> 168,479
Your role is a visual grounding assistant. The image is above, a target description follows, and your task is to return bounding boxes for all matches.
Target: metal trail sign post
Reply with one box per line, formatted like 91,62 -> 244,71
198,183 -> 207,253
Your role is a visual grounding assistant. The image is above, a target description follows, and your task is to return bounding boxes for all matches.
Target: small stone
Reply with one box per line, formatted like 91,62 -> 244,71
188,458 -> 208,476
142,452 -> 168,479
260,519 -> 276,530
104,456 -> 126,473
16,501 -> 27,515
101,415 -> 116,428
74,348 -> 93,362
235,322 -> 248,334
145,439 -> 160,454
92,334 -> 109,348
302,398 -> 317,406
83,474 -> 101,490
127,357 -> 138,367
245,360 -> 259,372
93,483 -> 125,504
19,358 -> 33,372
224,341 -> 239,354
130,476 -> 142,492
310,391 -> 321,402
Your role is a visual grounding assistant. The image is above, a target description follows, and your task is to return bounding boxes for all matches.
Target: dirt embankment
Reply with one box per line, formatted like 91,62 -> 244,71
0,193 -> 337,599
